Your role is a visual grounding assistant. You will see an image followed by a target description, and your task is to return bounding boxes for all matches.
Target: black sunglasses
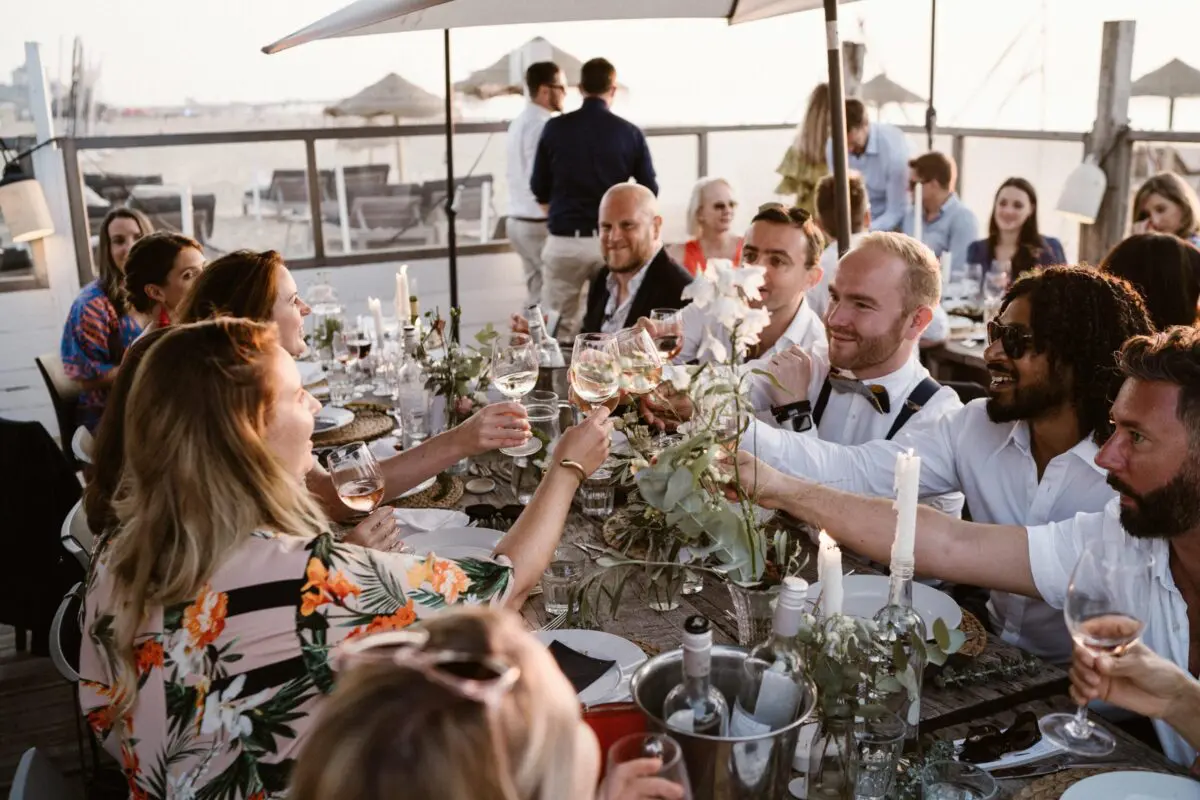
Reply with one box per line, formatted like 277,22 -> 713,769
987,319 -> 1037,360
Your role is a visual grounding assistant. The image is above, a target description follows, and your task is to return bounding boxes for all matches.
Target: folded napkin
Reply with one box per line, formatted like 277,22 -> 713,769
549,640 -> 617,694
956,710 -> 1062,768
393,508 -> 470,536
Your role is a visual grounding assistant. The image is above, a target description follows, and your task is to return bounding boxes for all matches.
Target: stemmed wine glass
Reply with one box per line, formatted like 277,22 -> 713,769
649,308 -> 683,362
615,327 -> 664,396
569,333 -> 621,411
329,442 -> 385,514
1040,547 -> 1153,755
607,734 -> 693,799
491,332 -> 541,457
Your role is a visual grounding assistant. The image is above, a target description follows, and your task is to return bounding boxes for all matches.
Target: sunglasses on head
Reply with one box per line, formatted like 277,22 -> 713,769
987,319 -> 1037,360
335,629 -> 520,706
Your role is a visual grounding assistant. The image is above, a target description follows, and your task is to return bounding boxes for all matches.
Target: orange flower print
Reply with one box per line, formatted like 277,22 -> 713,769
325,569 -> 362,604
86,704 -> 117,735
134,639 -> 164,675
406,554 -> 435,588
431,559 -> 470,604
300,557 -> 362,616
366,598 -> 418,634
183,585 -> 228,650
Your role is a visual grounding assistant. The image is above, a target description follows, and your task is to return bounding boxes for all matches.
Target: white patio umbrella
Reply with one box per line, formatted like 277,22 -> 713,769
263,0 -> 865,306
1132,58 -> 1200,131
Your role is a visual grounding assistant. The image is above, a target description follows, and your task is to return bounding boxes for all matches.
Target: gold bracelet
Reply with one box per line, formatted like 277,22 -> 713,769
559,459 -> 589,483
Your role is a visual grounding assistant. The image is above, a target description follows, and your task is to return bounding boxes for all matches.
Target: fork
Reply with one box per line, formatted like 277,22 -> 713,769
539,611 -> 568,632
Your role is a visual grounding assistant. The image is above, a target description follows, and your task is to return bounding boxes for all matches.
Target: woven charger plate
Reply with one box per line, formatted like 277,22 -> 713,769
601,507 -> 650,559
958,607 -> 987,658
387,474 -> 465,509
311,402 -> 395,448
1012,767 -> 1135,800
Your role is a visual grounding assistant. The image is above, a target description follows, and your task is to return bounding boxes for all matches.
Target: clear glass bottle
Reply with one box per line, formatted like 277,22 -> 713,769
395,325 -> 429,449
526,303 -> 566,368
872,561 -> 927,741
731,576 -> 810,735
663,616 -> 729,736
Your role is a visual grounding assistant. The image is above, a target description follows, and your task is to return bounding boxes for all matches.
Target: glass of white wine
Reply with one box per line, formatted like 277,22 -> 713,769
570,333 -> 621,409
492,332 -> 541,457
615,327 -> 664,396
329,442 -> 385,514
1040,546 -> 1153,755
649,308 -> 684,362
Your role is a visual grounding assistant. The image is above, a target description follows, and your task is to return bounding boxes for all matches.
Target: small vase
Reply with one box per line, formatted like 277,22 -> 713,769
807,716 -> 857,800
645,567 -> 684,612
726,582 -> 779,646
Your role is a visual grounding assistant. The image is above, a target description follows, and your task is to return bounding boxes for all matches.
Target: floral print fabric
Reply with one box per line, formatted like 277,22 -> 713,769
60,280 -> 144,431
80,531 -> 512,799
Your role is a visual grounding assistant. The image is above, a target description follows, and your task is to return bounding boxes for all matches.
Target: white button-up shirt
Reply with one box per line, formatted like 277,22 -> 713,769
1028,498 -> 1193,766
744,400 -> 1115,661
677,297 -> 825,369
506,102 -> 554,220
600,259 -> 652,334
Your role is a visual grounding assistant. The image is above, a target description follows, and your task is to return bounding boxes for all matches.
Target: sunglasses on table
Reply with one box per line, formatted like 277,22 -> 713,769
986,319 -> 1037,360
336,629 -> 520,706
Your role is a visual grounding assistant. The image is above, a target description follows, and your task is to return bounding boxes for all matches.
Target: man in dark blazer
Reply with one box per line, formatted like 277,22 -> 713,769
581,183 -> 692,335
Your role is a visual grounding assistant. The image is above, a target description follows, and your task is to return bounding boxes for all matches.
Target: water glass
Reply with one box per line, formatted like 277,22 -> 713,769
678,546 -> 704,596
580,460 -> 616,518
921,761 -> 998,800
511,455 -> 541,505
542,545 -> 587,615
328,365 -> 353,408
853,712 -> 906,800
606,734 -> 693,799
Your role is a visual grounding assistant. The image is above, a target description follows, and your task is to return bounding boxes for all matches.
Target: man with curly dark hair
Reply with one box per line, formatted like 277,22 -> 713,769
743,266 -> 1154,663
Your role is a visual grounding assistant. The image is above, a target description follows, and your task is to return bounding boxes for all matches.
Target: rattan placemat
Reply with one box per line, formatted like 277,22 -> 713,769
387,474 -> 465,509
1012,766 -> 1133,799
312,402 -> 395,448
959,608 -> 987,658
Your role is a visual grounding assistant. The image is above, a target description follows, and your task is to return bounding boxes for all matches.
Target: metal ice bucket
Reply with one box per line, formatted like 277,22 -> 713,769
631,645 -> 816,800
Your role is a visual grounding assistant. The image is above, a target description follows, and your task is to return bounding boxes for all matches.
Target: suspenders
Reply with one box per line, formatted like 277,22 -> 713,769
813,376 -> 943,440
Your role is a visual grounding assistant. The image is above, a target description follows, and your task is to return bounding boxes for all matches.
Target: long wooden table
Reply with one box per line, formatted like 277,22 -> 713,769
451,464 -> 1184,796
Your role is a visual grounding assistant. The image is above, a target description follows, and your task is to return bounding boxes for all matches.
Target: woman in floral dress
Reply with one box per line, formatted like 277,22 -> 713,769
79,318 -> 613,799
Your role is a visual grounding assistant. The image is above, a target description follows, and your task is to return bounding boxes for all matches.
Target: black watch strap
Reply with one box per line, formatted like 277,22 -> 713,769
771,400 -> 813,432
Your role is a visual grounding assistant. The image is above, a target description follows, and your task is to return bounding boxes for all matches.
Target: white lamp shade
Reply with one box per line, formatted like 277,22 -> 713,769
0,173 -> 55,243
1056,155 -> 1107,225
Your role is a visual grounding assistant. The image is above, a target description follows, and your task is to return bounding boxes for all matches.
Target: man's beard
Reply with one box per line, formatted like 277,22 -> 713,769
827,316 -> 905,373
1109,463 -> 1200,540
606,245 -> 652,274
985,366 -> 1068,423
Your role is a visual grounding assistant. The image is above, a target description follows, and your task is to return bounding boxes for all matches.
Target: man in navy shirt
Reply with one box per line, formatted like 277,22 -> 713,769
530,57 -> 658,336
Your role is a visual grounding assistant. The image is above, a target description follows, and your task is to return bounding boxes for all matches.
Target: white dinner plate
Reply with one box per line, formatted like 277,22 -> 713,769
1061,772 -> 1200,800
399,527 -> 504,560
388,474 -> 436,501
806,574 -> 962,633
296,360 -> 325,387
533,629 -> 648,706
313,406 -> 355,434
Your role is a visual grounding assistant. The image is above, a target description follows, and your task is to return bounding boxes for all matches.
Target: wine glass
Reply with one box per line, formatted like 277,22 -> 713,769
649,308 -> 683,362
492,332 -> 541,457
570,333 -> 621,410
606,733 -> 692,799
1040,547 -> 1153,755
332,330 -> 357,370
329,442 -> 386,514
615,327 -> 664,396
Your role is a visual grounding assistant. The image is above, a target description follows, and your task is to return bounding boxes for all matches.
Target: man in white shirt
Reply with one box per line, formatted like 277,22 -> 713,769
505,61 -> 566,309
755,232 -> 964,514
733,326 -> 1200,767
743,266 -> 1156,662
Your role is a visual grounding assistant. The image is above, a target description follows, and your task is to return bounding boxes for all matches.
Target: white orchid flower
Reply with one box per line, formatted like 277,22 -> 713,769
681,266 -> 717,309
698,326 -> 729,364
730,265 -> 766,301
710,295 -> 747,330
738,307 -> 772,346
200,674 -> 273,740
663,364 -> 693,393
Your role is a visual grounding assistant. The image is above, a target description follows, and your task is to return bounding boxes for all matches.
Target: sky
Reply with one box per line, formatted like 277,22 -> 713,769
4,0 -> 1200,130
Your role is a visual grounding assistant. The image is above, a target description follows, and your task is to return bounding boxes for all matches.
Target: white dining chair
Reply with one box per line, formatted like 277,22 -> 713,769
70,426 -> 93,465
48,582 -> 84,685
59,499 -> 93,571
7,747 -> 72,800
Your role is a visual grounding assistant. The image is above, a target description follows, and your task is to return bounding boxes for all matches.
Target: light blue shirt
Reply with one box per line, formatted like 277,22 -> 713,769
825,122 -> 910,232
904,192 -> 979,276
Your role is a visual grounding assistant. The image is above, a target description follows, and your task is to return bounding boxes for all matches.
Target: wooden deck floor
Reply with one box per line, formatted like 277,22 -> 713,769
0,625 -> 89,798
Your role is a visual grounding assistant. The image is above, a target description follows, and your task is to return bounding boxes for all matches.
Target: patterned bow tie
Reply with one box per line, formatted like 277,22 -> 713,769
828,372 -> 890,414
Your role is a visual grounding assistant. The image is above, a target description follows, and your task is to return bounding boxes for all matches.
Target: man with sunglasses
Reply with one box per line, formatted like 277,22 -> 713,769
507,61 -> 566,309
734,325 -> 1200,768
742,266 -> 1154,663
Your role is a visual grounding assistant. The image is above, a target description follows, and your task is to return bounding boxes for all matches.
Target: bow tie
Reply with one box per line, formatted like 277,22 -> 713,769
828,372 -> 890,414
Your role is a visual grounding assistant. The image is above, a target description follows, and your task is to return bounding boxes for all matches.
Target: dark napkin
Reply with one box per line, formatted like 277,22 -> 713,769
549,640 -> 618,694
959,710 -> 1042,763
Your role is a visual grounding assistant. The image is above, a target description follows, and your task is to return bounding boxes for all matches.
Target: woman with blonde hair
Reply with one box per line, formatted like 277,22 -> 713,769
290,607 -> 684,800
1132,172 -> 1200,248
666,177 -> 743,276
79,318 -> 613,799
180,249 -> 536,527
774,83 -> 831,215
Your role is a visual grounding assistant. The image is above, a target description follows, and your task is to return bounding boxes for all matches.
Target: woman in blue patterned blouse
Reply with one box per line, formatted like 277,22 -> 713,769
60,208 -> 153,431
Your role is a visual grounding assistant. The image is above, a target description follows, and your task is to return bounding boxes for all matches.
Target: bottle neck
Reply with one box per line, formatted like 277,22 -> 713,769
682,641 -> 712,699
887,563 -> 914,609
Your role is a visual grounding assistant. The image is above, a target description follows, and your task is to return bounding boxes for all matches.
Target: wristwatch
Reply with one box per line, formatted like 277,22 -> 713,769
771,400 -> 813,432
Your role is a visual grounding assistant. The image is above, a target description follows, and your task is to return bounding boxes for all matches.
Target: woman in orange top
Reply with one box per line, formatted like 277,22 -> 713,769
667,177 -> 743,276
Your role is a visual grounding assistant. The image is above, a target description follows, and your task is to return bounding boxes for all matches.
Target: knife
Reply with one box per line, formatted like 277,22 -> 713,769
988,758 -> 1127,780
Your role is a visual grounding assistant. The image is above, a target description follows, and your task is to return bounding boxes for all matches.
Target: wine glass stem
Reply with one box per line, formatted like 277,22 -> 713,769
1068,703 -> 1091,738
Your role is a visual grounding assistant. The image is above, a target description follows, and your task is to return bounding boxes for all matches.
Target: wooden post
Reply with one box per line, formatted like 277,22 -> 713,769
1078,20 -> 1135,265
843,42 -> 866,98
